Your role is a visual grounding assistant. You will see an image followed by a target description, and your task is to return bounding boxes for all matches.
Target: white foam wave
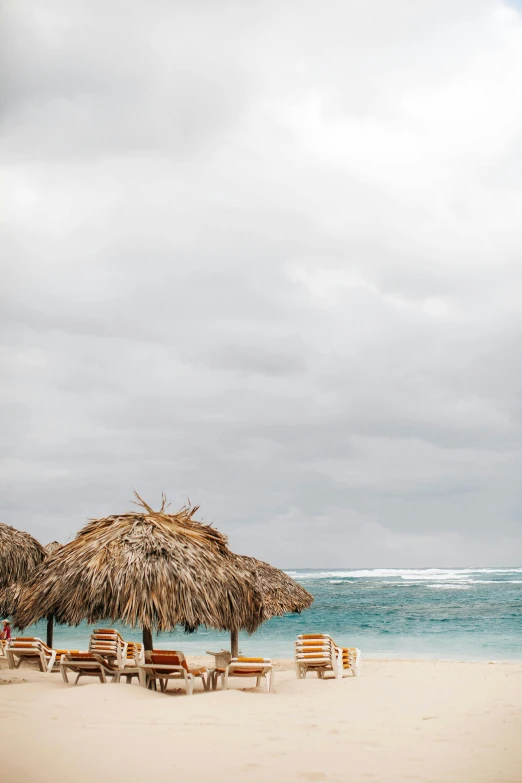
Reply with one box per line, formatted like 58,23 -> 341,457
285,567 -> 522,582
428,584 -> 471,590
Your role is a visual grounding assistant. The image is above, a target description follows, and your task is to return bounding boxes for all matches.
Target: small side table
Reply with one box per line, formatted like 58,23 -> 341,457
206,650 -> 232,691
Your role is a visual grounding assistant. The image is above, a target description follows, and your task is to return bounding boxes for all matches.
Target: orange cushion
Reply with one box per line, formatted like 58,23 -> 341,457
237,657 -> 265,662
151,654 -> 181,666
150,652 -> 189,671
300,634 -> 328,639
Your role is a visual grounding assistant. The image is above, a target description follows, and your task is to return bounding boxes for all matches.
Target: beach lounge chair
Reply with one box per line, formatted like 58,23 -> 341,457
213,657 -> 274,693
89,628 -> 127,667
112,641 -> 144,684
5,637 -> 83,672
138,651 -> 208,695
59,652 -> 123,684
294,634 -> 361,679
125,641 -> 145,666
6,637 -> 58,673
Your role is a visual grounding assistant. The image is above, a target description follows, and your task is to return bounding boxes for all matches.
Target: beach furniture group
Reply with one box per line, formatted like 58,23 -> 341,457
5,637 -> 73,673
139,650 -> 209,694
295,633 -> 361,679
205,651 -> 274,692
4,629 -> 360,693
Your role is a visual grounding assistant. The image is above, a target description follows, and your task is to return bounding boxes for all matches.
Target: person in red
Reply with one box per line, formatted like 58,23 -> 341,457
1,619 -> 11,641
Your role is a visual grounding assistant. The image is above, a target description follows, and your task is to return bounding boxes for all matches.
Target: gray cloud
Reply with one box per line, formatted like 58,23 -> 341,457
2,0 -> 522,566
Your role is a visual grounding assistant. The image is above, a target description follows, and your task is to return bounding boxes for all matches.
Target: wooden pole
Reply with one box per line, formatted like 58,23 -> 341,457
230,628 -> 239,658
143,627 -> 153,651
46,613 -> 54,649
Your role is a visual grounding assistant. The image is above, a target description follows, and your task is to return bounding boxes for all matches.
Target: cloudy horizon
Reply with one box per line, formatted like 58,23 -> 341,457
2,1 -> 522,567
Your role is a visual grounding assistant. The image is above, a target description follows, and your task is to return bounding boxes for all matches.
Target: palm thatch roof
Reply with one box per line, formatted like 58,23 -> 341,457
14,494 -> 264,635
0,582 -> 22,618
0,522 -> 45,586
0,536 -> 60,618
44,541 -> 62,556
236,555 -> 313,620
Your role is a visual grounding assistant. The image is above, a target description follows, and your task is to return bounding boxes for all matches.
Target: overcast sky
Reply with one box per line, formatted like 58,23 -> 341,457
2,1 -> 522,568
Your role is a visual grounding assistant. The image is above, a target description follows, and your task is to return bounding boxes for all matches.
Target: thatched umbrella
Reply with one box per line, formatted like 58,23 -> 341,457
44,541 -> 62,556
0,522 -> 45,586
0,522 -> 45,622
14,495 -> 264,650
229,555 -> 313,656
0,582 -> 22,618
0,538 -> 62,645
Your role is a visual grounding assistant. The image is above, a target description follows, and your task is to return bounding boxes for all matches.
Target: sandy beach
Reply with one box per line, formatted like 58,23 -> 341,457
1,656 -> 521,783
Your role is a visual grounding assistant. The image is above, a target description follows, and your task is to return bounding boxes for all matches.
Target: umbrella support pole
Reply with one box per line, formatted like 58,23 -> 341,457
143,627 -> 153,652
230,628 -> 239,658
46,614 -> 54,649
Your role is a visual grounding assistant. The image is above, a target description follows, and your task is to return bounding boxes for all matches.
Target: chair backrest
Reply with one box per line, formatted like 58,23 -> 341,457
147,650 -> 188,670
90,630 -> 123,648
295,634 -> 336,664
339,647 -> 358,668
93,628 -> 123,639
150,653 -> 180,665
9,637 -> 57,662
126,642 -> 144,664
89,629 -> 126,665
11,637 -> 43,646
11,637 -> 48,650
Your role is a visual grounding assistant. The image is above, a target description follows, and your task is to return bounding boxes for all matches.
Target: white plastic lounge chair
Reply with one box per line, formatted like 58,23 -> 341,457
337,644 -> 361,677
295,634 -> 361,679
213,657 -> 274,693
59,652 -> 123,684
138,651 -> 208,695
89,628 -> 127,667
125,641 -> 145,666
6,637 -> 57,673
113,640 -> 144,684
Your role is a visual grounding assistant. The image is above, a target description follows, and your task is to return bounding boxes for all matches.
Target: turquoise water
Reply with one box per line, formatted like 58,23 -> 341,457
21,567 -> 522,661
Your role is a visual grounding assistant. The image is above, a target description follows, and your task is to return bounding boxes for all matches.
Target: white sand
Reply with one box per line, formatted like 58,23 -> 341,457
1,657 -> 521,783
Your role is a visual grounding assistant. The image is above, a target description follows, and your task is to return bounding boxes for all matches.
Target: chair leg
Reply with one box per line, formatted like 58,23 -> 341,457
61,667 -> 69,684
47,652 -> 57,673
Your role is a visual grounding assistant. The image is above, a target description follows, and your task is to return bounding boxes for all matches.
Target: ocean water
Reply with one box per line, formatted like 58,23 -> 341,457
21,567 -> 522,661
